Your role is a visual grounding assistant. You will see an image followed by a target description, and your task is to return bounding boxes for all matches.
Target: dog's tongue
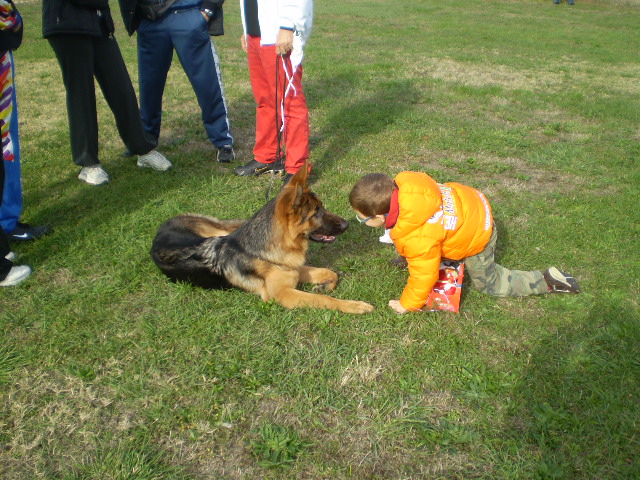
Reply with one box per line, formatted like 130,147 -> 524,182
311,233 -> 336,243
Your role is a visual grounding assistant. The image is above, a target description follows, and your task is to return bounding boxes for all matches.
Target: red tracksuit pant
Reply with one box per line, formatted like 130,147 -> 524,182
247,35 -> 310,174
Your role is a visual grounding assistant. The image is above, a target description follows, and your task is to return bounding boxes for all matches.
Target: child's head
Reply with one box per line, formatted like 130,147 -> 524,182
349,173 -> 395,225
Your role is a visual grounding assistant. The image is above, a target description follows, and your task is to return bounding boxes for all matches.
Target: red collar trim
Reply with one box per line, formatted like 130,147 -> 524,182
385,188 -> 399,228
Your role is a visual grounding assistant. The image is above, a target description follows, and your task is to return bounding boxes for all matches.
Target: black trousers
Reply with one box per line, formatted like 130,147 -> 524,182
0,157 -> 12,280
48,34 -> 156,167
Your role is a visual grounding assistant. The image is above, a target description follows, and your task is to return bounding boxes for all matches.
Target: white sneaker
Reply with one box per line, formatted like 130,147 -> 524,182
379,228 -> 393,244
0,264 -> 31,286
78,165 -> 110,185
137,150 -> 172,171
5,252 -> 16,262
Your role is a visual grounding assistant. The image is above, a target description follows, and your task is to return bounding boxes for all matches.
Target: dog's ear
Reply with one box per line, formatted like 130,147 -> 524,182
289,160 -> 309,189
292,182 -> 304,210
277,160 -> 308,212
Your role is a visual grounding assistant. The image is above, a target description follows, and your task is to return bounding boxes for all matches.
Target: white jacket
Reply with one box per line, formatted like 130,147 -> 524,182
240,0 -> 313,69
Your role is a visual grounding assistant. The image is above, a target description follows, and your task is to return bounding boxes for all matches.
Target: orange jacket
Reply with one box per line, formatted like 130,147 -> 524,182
390,172 -> 494,311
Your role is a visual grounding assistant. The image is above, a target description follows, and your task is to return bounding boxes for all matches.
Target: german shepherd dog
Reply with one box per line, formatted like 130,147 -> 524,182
150,164 -> 374,314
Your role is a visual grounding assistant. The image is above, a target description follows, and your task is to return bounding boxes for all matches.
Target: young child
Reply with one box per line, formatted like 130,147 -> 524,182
349,172 -> 580,314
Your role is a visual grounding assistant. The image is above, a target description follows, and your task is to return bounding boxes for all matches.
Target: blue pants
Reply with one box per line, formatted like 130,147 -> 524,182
1,56 -> 22,235
137,8 -> 232,148
0,131 -> 12,280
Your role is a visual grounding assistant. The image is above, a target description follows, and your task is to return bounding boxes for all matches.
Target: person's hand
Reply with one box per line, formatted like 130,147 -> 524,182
388,299 -> 407,314
240,34 -> 247,53
275,28 -> 294,55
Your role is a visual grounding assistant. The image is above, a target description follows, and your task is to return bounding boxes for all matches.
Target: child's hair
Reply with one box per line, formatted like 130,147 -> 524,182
349,173 -> 395,217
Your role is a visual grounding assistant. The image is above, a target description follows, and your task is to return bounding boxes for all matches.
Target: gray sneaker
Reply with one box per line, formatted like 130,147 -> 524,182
137,150 -> 172,171
78,165 -> 110,185
217,145 -> 236,163
0,265 -> 31,287
543,267 -> 580,293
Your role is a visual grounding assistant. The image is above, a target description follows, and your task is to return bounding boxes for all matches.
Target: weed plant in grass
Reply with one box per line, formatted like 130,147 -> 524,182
1,1 -> 639,479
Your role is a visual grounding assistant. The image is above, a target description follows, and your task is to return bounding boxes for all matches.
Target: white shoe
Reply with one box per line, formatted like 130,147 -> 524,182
379,228 -> 393,244
0,264 -> 31,286
137,150 -> 172,171
78,165 -> 110,185
5,252 -> 16,262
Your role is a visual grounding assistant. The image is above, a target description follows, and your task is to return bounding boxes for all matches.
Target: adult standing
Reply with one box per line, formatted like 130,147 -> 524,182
0,144 -> 29,286
234,0 -> 313,183
0,0 -> 30,286
119,0 -> 235,163
42,0 -> 172,186
0,0 -> 49,241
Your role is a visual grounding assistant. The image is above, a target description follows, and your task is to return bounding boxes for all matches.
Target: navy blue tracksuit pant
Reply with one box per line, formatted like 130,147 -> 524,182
137,7 -> 232,148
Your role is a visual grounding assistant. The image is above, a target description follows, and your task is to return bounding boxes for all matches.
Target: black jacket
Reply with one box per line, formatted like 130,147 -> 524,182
118,0 -> 225,37
0,0 -> 23,51
42,0 -> 115,38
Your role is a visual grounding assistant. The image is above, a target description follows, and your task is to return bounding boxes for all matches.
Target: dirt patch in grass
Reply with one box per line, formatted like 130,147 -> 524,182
0,368 -> 122,477
417,57 -> 640,95
410,149 -> 587,199
47,268 -> 76,287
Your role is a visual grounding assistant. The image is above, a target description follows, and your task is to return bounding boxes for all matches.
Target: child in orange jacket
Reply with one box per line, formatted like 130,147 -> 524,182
349,172 -> 580,314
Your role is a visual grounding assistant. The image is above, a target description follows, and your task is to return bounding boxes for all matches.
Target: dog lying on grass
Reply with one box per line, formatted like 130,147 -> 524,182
151,164 -> 374,314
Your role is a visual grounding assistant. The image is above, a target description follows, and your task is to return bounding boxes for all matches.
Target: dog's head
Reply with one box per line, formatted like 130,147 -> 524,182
276,162 -> 349,243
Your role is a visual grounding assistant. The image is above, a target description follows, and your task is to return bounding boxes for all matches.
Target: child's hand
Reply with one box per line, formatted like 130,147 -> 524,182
388,299 -> 407,314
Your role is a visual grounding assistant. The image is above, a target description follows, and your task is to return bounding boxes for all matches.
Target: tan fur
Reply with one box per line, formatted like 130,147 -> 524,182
151,162 -> 374,314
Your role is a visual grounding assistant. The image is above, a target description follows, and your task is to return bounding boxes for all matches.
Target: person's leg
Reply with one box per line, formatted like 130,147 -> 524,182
0,230 -> 10,280
0,53 -> 21,233
279,55 -> 310,174
137,18 -> 174,142
250,37 -> 279,164
93,35 -> 156,155
48,35 -> 101,167
0,138 -> 30,285
171,9 -> 232,148
0,146 -> 11,279
233,35 -> 286,176
464,227 -> 548,297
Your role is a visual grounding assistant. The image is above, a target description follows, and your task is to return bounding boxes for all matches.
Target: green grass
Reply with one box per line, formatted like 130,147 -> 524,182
1,0 -> 639,478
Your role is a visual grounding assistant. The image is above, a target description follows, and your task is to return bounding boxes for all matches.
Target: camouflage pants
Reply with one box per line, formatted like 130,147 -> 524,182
464,227 -> 548,297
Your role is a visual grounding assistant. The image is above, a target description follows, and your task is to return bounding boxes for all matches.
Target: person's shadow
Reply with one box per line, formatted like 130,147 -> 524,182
305,70 -> 419,177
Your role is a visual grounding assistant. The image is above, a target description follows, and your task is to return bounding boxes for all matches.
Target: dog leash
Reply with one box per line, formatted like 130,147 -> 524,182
265,54 -> 289,201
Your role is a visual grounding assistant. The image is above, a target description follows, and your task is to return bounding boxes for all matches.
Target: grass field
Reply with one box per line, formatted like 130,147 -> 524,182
1,0 -> 639,478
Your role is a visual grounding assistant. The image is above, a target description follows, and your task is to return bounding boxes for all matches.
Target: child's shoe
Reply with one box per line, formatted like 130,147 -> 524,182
543,267 -> 580,293
379,228 -> 393,244
389,256 -> 408,269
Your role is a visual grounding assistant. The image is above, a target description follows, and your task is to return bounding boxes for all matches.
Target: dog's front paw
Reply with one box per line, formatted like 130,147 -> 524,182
343,301 -> 375,314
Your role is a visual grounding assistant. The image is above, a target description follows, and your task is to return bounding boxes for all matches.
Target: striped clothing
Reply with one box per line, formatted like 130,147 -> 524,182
0,0 -> 19,163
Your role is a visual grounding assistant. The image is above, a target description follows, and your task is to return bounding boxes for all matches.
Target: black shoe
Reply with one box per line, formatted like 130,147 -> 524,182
7,222 -> 51,242
282,173 -> 293,186
543,267 -> 580,293
217,145 -> 236,163
389,256 -> 408,269
233,158 -> 284,176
